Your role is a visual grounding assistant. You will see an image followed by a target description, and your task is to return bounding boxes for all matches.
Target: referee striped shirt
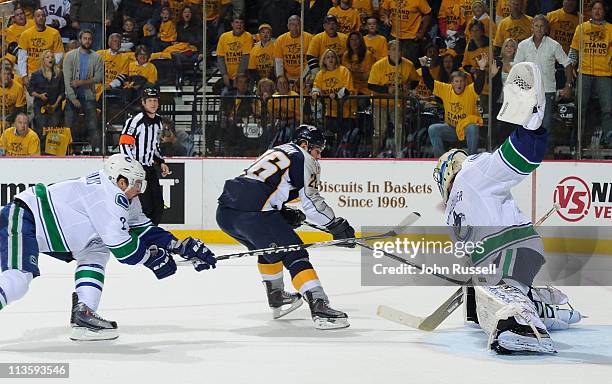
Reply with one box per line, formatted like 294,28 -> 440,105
119,112 -> 164,166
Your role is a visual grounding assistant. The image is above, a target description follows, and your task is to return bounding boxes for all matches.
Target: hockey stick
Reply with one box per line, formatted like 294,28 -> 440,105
377,204 -> 561,331
177,211 -> 421,265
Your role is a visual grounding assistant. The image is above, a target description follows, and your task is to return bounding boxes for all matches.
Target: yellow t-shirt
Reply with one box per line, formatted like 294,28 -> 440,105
368,56 -> 419,107
167,0 -> 186,22
96,49 -> 131,100
547,9 -> 579,54
270,91 -> 301,121
439,0 -> 465,32
570,21 -> 612,77
18,26 -> 64,75
248,41 -> 275,80
128,61 -> 158,84
381,0 -> 431,40
342,51 -> 377,94
327,6 -> 362,34
364,34 -> 388,61
313,65 -> 355,118
415,66 -> 440,99
493,15 -> 533,48
205,0 -> 232,22
217,31 -> 254,80
495,0 -> 527,20
307,32 -> 348,59
433,81 -> 480,128
159,20 -> 177,42
274,32 -> 313,80
353,0 -> 374,23
0,127 -> 40,156
43,126 -> 72,156
4,19 -> 35,44
0,81 -> 26,116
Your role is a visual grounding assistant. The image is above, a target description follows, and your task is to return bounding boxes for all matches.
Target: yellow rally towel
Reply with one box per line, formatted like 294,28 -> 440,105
456,115 -> 483,141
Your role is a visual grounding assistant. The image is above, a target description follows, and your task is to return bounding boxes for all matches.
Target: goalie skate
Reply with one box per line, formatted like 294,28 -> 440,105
263,281 -> 303,319
305,291 -> 349,330
70,292 -> 118,341
493,318 -> 555,354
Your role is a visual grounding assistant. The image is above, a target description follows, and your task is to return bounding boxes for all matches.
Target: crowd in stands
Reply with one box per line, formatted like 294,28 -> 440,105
0,0 -> 609,158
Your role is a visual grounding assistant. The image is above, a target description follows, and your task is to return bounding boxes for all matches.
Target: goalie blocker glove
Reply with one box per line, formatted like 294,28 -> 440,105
326,217 -> 356,248
280,206 -> 306,229
143,246 -> 177,279
170,237 -> 217,271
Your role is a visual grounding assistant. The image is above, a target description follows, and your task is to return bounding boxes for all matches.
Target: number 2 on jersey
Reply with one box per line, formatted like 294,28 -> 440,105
245,151 -> 291,182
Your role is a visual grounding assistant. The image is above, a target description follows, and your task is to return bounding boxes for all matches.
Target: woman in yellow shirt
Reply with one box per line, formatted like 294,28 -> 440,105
312,48 -> 355,154
269,76 -> 302,147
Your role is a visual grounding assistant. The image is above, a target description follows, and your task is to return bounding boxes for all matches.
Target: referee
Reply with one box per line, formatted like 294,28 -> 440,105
119,88 -> 170,224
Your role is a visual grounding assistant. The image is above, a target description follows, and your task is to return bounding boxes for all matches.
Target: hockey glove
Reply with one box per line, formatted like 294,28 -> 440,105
326,217 -> 356,248
171,237 -> 217,271
280,206 -> 306,229
144,246 -> 177,279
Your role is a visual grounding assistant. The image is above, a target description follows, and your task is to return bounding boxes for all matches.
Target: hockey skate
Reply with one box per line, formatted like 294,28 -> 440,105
304,291 -> 349,330
263,281 -> 303,319
492,317 -> 555,354
70,292 -> 119,341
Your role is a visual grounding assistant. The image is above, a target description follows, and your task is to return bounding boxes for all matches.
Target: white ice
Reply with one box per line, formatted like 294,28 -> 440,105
1,246 -> 611,384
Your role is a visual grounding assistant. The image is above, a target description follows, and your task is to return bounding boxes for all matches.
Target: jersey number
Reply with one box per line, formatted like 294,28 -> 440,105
245,151 -> 291,182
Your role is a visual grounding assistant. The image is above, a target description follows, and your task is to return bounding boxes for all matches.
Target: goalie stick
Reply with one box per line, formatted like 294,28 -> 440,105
377,204 -> 560,331
177,211 -> 421,265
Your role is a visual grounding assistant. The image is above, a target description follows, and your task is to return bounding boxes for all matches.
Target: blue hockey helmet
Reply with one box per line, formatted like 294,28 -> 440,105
292,124 -> 326,150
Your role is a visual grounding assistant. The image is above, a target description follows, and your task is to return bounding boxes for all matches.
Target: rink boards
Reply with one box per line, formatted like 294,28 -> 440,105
0,157 -> 610,253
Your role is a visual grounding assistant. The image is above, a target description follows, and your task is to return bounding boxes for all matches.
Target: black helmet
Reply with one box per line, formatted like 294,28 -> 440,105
293,124 -> 326,149
142,87 -> 159,101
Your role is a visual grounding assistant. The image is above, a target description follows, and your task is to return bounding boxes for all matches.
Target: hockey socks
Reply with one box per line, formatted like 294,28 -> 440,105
74,263 -> 105,311
0,270 -> 33,310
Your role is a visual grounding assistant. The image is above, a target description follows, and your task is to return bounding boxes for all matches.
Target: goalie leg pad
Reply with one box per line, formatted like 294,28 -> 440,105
475,285 -> 555,354
529,286 -> 584,330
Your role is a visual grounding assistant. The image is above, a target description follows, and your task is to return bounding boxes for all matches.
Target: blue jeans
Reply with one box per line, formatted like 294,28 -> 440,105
80,22 -> 103,51
428,122 -> 479,156
580,75 -> 612,143
64,96 -> 100,153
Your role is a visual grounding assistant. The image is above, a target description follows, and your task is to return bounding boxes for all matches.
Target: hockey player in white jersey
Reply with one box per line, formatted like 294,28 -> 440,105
0,154 -> 217,340
432,62 -> 581,354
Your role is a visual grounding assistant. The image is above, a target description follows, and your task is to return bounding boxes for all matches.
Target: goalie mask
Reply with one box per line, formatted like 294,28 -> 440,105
497,62 -> 545,130
103,154 -> 147,193
433,149 -> 468,203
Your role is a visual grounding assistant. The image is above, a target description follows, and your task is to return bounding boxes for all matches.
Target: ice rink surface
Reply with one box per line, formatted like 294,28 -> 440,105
1,245 -> 611,384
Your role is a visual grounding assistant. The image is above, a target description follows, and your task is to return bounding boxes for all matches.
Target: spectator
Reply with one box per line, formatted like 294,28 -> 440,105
171,5 -> 204,84
155,6 -> 178,52
0,112 -> 40,156
569,0 -> 611,145
28,49 -> 64,143
493,0 -> 533,53
70,0 -> 116,51
352,0 -> 375,27
438,49 -> 469,84
221,73 -> 255,154
327,0 -> 362,34
17,8 -> 64,86
270,75 -> 301,141
0,61 -> 26,127
465,0 -> 496,42
462,21 -> 489,76
4,7 -> 34,46
259,0 -> 301,38
274,15 -> 313,89
342,31 -> 376,98
423,53 -> 487,156
119,17 -> 140,53
204,0 -> 231,52
547,0 -> 579,54
249,24 -> 275,84
438,0 -> 466,52
364,17 -> 388,61
63,29 -> 104,154
307,15 -> 348,70
96,33 -> 131,101
367,39 -> 420,155
127,45 -> 158,92
303,0 -> 333,34
311,48 -> 355,154
380,0 -> 431,65
217,16 -> 253,92
159,120 -> 192,156
514,15 -> 573,136
415,44 -> 441,99
495,0 -> 527,23
39,0 -> 73,43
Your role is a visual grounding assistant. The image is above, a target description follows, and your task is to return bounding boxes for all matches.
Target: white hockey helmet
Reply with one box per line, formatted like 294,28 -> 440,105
103,154 -> 147,193
433,149 -> 467,203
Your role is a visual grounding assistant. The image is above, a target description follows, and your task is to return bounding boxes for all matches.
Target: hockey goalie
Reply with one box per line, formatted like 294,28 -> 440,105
433,62 -> 583,354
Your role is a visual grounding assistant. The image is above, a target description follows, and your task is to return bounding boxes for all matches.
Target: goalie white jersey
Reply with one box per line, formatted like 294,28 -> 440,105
444,126 -> 548,268
15,170 -> 172,265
